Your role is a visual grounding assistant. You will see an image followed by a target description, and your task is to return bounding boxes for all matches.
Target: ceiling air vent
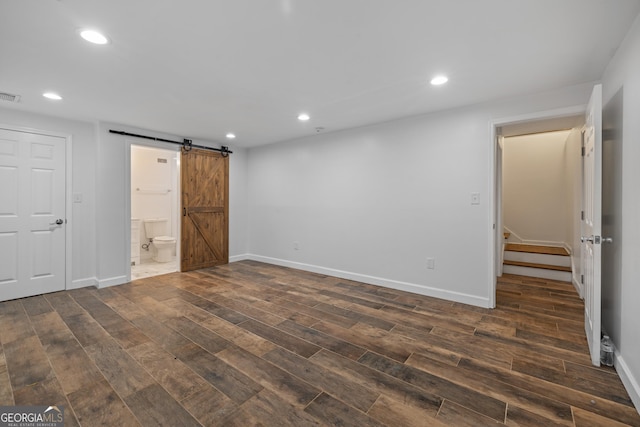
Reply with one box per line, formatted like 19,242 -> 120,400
0,92 -> 21,103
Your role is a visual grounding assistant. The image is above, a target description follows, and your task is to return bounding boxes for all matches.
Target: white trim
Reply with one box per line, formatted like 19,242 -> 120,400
493,105 -> 587,129
572,273 -> 583,298
230,254 -> 250,263
503,227 -> 571,253
248,254 -> 491,308
69,277 -> 99,290
125,138 -> 183,282
503,226 -> 523,243
124,141 -> 132,283
66,134 -> 73,292
0,123 -> 73,292
616,353 -> 640,413
488,122 -> 497,308
97,275 -> 128,289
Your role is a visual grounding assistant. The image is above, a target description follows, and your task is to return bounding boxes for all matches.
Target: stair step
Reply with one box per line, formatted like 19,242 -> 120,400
503,260 -> 571,272
503,251 -> 571,268
504,244 -> 569,257
502,264 -> 572,282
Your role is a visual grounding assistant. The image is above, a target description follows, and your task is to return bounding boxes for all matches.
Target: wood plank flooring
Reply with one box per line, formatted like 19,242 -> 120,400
1,261 -> 638,426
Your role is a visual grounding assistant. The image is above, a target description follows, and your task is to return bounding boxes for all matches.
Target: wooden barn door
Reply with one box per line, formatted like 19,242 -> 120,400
181,148 -> 229,272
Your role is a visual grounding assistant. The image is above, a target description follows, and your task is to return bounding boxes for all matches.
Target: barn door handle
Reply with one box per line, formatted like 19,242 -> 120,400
183,207 -> 186,217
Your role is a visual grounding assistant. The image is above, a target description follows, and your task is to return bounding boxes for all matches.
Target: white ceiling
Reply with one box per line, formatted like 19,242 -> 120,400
1,0 -> 639,147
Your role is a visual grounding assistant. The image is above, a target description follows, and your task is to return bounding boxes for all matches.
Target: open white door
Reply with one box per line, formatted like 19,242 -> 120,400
581,84 -> 602,366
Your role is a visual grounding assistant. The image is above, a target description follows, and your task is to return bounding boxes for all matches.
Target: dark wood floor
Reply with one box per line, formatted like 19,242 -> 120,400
1,261 -> 638,426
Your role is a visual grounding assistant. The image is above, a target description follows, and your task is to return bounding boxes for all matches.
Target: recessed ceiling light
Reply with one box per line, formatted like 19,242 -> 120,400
430,75 -> 449,86
225,133 -> 236,139
298,113 -> 310,121
79,29 -> 110,45
43,92 -> 62,100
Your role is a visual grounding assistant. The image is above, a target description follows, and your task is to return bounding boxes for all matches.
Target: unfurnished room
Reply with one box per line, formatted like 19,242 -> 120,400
1,1 -> 640,426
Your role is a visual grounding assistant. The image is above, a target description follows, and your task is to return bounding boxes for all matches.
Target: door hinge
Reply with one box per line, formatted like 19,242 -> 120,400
581,146 -> 585,156
581,211 -> 585,220
581,274 -> 584,284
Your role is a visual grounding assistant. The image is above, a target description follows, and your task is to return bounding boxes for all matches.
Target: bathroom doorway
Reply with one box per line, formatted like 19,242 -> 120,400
130,144 -> 180,280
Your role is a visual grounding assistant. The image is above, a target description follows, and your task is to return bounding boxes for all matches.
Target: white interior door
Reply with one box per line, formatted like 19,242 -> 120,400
582,84 -> 602,366
0,128 -> 66,301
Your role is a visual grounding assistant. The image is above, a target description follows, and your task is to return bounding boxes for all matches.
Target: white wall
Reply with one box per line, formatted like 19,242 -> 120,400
601,12 -> 640,410
503,130 -> 572,246
229,145 -> 249,261
246,82 -> 595,308
0,107 -> 97,288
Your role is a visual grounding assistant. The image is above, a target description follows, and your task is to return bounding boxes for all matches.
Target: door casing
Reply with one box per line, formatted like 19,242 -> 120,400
125,139 -> 181,282
488,105 -> 586,308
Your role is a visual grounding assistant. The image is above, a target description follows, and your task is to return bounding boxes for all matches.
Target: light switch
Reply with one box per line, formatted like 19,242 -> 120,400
73,193 -> 83,203
471,192 -> 480,205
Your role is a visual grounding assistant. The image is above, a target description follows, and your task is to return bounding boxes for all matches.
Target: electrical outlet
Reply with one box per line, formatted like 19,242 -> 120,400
73,192 -> 83,203
293,241 -> 299,251
427,257 -> 435,269
471,192 -> 480,205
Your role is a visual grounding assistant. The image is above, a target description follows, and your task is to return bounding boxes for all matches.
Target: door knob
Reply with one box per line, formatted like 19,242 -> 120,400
50,219 -> 64,225
581,235 -> 613,244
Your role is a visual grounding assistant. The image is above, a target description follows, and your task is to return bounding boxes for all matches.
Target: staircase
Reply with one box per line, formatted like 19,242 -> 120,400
503,243 -> 572,282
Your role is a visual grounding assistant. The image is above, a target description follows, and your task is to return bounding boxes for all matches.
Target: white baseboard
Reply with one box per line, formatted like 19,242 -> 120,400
247,254 -> 491,308
572,275 -> 583,298
97,275 -> 128,289
229,254 -> 251,263
570,256 -> 583,298
68,277 -> 98,290
616,353 -> 640,414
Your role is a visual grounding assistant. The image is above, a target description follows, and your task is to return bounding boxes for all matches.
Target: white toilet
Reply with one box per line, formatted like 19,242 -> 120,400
143,218 -> 176,263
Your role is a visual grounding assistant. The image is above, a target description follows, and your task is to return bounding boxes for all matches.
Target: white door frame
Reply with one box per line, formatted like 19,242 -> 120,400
124,138 -> 181,282
0,123 -> 73,291
487,105 -> 586,308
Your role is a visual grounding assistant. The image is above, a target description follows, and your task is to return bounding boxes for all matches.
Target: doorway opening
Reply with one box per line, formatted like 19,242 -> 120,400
490,108 -> 585,307
130,144 -> 180,280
